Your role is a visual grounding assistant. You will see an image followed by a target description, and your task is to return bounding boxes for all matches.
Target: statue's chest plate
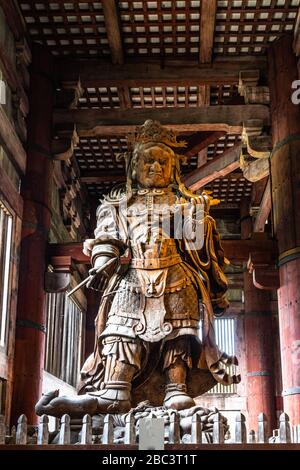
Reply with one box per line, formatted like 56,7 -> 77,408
123,192 -> 179,246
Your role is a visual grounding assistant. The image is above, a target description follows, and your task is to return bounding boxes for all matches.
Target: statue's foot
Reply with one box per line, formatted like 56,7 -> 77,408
163,383 -> 195,411
35,390 -> 99,418
90,380 -> 132,414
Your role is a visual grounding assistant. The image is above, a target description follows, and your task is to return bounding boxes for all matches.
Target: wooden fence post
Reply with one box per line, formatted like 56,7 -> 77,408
169,411 -> 180,444
0,415 -> 5,444
257,413 -> 267,443
37,415 -> 49,445
102,414 -> 114,445
191,412 -> 202,444
80,414 -> 92,445
279,413 -> 291,443
59,414 -> 71,445
235,413 -> 246,443
213,413 -> 224,444
16,414 -> 27,445
248,429 -> 256,443
124,413 -> 135,445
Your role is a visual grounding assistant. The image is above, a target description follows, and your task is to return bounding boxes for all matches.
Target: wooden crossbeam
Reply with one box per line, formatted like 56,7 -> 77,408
48,238 -> 278,265
54,105 -> 270,137
55,57 -> 267,88
182,143 -> 242,191
102,0 -> 124,65
253,179 -> 271,233
200,0 -> 217,64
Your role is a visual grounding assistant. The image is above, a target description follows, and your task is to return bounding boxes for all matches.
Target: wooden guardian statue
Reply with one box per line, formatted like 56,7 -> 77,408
36,120 -> 240,418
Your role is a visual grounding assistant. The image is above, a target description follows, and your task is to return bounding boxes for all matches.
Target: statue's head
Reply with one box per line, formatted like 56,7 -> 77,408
123,120 -> 187,189
132,142 -> 174,188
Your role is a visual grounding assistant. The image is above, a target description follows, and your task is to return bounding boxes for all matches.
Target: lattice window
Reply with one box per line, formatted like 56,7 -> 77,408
44,292 -> 85,387
206,317 -> 238,394
214,0 -> 299,55
0,201 -> 13,348
19,1 -> 109,56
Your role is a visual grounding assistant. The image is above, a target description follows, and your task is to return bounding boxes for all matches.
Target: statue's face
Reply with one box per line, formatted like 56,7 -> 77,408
135,145 -> 173,188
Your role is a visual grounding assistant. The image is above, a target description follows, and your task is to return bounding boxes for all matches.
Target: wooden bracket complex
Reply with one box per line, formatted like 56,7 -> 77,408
44,255 -> 73,293
247,250 -> 279,290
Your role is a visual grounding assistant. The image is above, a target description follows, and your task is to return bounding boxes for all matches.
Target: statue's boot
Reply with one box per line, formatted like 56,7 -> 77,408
90,381 -> 132,413
89,359 -> 136,413
164,359 -> 195,410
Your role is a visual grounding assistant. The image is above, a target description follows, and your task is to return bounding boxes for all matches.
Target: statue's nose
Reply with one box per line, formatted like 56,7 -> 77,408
151,160 -> 162,172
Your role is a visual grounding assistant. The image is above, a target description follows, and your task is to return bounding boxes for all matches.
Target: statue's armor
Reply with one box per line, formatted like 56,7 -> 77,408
100,189 -> 201,345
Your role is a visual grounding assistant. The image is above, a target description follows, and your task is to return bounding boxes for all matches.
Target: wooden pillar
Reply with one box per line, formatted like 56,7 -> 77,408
11,44 -> 54,424
268,35 -> 300,426
241,199 -> 276,432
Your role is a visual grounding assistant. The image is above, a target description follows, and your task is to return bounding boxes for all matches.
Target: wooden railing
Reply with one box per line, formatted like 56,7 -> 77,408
0,411 -> 299,447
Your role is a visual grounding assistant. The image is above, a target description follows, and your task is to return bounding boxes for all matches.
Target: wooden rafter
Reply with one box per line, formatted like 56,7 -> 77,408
200,0 -> 217,64
54,105 -> 270,137
102,0 -> 124,65
183,143 -> 242,191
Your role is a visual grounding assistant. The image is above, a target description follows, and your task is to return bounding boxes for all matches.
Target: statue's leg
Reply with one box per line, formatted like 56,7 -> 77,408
163,336 -> 195,410
90,336 -> 141,413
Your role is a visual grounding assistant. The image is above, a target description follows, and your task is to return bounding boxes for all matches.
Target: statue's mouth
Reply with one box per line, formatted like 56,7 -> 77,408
149,171 -> 163,177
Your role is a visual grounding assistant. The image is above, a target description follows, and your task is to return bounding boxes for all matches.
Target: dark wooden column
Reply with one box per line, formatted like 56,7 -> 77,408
241,199 -> 276,433
11,44 -> 54,424
268,35 -> 300,426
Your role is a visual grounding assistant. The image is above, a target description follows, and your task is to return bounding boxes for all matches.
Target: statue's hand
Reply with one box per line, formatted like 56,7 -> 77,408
87,256 -> 118,291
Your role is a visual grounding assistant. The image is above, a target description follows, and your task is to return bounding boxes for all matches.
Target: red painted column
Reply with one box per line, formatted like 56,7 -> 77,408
11,44 -> 54,424
241,199 -> 276,433
268,35 -> 300,425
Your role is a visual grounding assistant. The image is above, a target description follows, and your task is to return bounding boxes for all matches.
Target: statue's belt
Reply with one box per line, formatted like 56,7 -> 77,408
130,254 -> 182,269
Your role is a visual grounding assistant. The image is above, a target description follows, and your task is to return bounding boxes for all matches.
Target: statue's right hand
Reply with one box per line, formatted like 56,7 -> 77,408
86,257 -> 118,291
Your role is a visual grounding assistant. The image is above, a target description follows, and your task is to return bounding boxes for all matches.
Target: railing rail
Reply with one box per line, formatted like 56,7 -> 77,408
0,411 -> 299,447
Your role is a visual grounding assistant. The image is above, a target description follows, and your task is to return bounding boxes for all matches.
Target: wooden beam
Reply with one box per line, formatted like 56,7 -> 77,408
102,0 -> 124,65
183,143 -> 242,191
0,165 -> 23,218
179,131 -> 226,158
55,56 -> 267,88
0,105 -> 26,174
80,172 -> 125,184
54,105 -> 270,137
200,0 -> 217,64
253,179 -> 271,232
48,238 -> 278,265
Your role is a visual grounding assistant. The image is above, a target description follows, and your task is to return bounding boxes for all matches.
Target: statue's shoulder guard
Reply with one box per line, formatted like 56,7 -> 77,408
103,183 -> 127,206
